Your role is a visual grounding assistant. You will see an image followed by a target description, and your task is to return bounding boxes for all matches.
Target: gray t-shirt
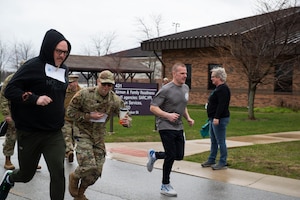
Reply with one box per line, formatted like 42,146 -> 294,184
151,82 -> 189,131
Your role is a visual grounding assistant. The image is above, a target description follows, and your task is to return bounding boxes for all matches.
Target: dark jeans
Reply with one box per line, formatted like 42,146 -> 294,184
156,130 -> 185,184
208,117 -> 230,166
11,129 -> 66,200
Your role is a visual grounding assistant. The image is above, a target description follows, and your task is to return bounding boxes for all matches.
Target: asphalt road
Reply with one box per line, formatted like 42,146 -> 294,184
1,155 -> 298,200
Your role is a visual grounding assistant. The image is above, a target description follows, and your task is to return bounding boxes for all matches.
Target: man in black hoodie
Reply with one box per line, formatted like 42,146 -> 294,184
0,29 -> 71,200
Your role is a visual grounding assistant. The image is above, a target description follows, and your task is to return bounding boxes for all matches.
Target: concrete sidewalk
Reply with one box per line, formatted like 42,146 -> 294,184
106,131 -> 300,198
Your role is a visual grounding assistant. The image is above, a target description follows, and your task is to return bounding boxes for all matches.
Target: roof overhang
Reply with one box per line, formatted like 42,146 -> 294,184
65,55 -> 154,74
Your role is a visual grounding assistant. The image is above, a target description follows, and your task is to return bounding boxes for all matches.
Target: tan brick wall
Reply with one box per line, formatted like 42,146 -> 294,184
161,48 -> 300,109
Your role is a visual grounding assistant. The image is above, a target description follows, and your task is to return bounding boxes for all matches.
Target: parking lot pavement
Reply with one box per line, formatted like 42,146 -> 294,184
0,131 -> 299,199
1,156 -> 299,200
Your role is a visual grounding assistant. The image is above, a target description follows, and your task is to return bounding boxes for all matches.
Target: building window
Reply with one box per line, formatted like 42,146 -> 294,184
274,62 -> 293,93
185,64 -> 192,89
208,64 -> 222,90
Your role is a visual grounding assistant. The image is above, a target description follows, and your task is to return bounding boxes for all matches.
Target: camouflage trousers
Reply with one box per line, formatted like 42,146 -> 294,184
73,135 -> 106,187
2,123 -> 17,156
62,120 -> 78,153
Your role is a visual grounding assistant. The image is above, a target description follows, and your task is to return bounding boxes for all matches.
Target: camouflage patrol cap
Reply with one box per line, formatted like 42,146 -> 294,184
98,70 -> 115,84
68,74 -> 79,83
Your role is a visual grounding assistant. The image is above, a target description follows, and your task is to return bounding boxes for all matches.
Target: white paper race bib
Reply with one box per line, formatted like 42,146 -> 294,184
90,113 -> 108,123
45,63 -> 66,83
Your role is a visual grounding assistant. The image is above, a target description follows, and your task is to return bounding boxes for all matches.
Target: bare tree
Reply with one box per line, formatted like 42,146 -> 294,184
0,40 -> 9,81
10,40 -> 35,70
136,14 -> 163,41
18,41 -> 35,61
81,45 -> 92,56
102,32 -> 117,55
136,14 -> 164,82
219,0 -> 299,119
90,32 -> 117,56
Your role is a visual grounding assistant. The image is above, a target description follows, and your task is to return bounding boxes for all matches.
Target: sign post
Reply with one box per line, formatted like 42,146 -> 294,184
108,82 -> 158,133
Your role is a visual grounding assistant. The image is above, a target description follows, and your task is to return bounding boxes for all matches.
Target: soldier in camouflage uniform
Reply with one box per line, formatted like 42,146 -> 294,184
0,74 -> 16,170
67,70 -> 131,200
62,74 -> 81,163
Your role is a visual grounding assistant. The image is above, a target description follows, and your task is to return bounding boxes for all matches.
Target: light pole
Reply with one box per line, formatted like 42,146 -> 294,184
172,22 -> 180,33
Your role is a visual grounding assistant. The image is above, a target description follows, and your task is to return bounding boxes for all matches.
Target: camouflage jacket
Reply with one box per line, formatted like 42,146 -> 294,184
64,85 -> 81,121
0,74 -> 14,117
66,87 -> 124,144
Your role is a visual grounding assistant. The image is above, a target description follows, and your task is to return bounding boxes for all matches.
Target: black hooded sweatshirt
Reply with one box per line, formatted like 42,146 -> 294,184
4,29 -> 71,132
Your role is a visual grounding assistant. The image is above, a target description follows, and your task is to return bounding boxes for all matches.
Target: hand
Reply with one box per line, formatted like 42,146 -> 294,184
36,95 -> 53,106
187,118 -> 194,127
4,116 -> 14,125
213,118 -> 219,125
119,115 -> 132,127
167,112 -> 180,123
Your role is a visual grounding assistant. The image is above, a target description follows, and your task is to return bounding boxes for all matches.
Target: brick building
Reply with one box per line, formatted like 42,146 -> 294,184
141,7 -> 300,108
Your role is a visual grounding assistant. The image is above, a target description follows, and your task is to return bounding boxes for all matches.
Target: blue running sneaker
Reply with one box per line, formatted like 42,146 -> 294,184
160,184 -> 177,197
0,170 -> 14,200
146,149 -> 157,172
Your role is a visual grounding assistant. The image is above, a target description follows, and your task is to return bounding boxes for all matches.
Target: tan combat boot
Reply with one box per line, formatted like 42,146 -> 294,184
69,172 -> 79,197
74,185 -> 88,200
4,156 -> 15,170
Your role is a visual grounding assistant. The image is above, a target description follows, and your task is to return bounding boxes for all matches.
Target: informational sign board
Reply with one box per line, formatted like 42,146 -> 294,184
114,82 -> 158,115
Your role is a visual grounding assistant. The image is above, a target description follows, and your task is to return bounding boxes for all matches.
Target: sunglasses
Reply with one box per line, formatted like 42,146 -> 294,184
101,83 -> 113,87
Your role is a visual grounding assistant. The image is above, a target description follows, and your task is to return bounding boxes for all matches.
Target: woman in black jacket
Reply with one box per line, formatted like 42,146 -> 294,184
202,67 -> 231,170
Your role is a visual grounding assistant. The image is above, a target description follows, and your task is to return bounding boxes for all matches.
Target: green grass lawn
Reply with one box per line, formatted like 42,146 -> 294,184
184,141 -> 300,180
104,105 -> 300,142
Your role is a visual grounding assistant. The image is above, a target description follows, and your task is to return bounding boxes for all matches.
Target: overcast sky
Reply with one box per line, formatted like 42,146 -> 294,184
0,0 -> 266,55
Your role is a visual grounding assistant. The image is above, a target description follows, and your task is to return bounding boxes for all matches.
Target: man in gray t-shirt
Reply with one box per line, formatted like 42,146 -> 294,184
153,81 -> 189,130
147,62 -> 194,197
